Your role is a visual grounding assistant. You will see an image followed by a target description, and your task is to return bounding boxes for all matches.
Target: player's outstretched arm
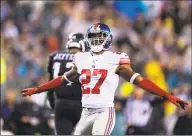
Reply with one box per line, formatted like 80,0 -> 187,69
116,64 -> 188,110
21,66 -> 79,97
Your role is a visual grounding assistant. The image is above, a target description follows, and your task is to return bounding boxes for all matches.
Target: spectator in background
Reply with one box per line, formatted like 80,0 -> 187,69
125,87 -> 166,135
62,1 -> 92,45
1,89 -> 17,133
125,87 -> 153,135
0,56 -> 7,100
2,19 -> 19,40
0,57 -> 7,85
1,1 -> 11,22
173,84 -> 192,135
11,96 -> 53,135
1,118 -> 14,135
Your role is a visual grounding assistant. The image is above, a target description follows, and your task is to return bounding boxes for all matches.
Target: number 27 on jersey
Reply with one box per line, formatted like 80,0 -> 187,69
81,69 -> 108,94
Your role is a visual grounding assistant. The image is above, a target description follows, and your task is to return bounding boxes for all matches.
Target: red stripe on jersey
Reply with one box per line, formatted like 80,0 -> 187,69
107,108 -> 114,135
104,108 -> 111,135
119,58 -> 130,65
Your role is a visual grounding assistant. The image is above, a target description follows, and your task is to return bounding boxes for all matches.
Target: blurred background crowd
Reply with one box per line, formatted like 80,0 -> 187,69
1,0 -> 191,135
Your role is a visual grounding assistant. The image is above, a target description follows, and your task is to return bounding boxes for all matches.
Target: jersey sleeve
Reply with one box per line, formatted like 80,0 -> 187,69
119,53 -> 130,65
47,52 -> 57,73
47,54 -> 53,80
47,55 -> 52,73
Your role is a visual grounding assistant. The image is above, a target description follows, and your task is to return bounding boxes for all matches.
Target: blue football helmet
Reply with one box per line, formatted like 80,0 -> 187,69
86,23 -> 113,52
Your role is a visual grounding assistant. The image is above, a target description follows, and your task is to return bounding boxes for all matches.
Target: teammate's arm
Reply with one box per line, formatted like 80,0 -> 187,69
21,66 -> 79,97
116,63 -> 188,110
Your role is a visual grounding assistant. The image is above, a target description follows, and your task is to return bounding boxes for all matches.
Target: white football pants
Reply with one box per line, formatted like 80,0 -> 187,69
73,107 -> 115,135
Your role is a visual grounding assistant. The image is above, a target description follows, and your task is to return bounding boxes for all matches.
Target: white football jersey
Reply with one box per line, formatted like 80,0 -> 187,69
73,51 -> 130,108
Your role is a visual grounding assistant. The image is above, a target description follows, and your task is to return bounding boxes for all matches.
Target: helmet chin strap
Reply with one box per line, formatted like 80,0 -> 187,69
91,46 -> 103,53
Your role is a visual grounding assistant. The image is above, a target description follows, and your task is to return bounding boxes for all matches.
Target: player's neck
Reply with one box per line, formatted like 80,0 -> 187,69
92,50 -> 105,55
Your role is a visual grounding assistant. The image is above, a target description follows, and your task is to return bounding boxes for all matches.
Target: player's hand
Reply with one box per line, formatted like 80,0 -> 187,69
166,95 -> 188,110
21,87 -> 38,97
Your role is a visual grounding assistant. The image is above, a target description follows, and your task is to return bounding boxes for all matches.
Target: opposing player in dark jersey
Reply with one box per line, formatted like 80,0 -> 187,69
47,33 -> 88,135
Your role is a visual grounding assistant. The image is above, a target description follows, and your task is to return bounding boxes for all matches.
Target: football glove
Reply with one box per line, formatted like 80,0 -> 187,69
21,88 -> 38,97
166,95 -> 188,110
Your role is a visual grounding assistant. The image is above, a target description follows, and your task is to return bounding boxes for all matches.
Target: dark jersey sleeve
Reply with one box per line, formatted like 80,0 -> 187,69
47,54 -> 53,80
47,54 -> 55,109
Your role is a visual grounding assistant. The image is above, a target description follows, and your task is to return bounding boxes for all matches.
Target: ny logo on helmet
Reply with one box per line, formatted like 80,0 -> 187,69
90,24 -> 100,33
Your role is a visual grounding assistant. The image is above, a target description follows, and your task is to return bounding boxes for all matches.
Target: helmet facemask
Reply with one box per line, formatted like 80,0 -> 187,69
87,31 -> 109,52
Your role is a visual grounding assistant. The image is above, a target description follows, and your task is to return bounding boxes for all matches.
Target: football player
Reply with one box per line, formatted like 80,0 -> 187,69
46,33 -> 88,135
21,23 -> 188,135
